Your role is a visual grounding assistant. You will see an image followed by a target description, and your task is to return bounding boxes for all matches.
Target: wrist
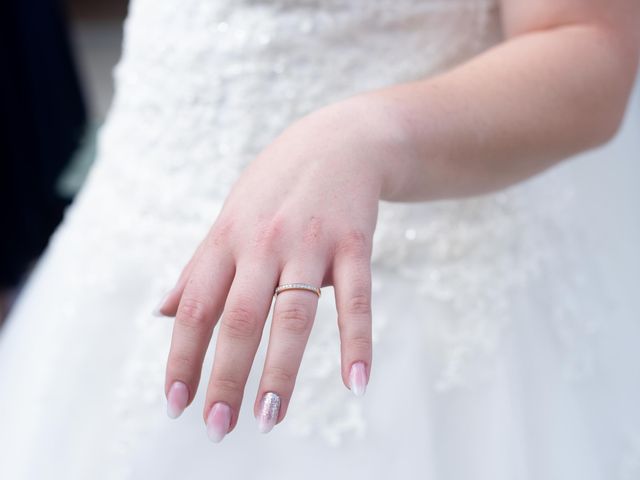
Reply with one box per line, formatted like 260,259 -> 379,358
298,93 -> 419,201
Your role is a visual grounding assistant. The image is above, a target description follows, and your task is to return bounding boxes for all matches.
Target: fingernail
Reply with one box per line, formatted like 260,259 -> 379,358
206,402 -> 232,443
166,381 -> 189,419
349,361 -> 368,397
257,392 -> 281,433
152,290 -> 172,317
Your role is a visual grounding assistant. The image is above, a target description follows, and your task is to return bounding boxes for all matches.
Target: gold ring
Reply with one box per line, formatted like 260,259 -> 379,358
274,283 -> 321,298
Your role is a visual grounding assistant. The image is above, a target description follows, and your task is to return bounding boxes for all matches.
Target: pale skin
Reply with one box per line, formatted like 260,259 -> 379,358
157,0 -> 640,441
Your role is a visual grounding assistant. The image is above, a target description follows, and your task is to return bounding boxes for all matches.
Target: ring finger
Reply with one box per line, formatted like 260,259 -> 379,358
253,257 -> 325,433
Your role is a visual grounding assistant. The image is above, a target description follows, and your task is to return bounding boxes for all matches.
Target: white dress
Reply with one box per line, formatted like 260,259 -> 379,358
1,0 -> 640,478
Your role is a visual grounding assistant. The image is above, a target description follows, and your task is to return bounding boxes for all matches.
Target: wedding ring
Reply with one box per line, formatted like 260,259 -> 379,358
274,283 -> 321,298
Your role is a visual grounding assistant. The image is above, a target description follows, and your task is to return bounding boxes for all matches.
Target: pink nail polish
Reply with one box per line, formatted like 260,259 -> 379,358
349,361 -> 368,397
257,392 -> 281,433
166,381 -> 189,419
206,402 -> 231,443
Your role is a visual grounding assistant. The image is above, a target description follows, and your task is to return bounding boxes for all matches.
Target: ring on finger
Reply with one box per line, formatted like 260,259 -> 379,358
273,282 -> 321,298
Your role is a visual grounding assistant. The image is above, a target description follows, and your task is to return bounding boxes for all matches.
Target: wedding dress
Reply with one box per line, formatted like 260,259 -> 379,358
1,0 -> 639,478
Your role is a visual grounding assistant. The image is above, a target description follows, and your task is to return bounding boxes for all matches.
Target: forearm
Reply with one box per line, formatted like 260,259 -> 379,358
348,21 -> 639,202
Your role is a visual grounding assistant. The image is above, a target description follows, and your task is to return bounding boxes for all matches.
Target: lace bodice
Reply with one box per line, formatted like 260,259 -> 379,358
53,0 -> 603,460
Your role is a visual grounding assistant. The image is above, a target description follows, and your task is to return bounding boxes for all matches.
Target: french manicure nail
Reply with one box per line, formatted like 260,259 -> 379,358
152,290 -> 172,317
167,381 -> 189,419
206,402 -> 232,443
349,361 -> 368,397
257,392 -> 281,433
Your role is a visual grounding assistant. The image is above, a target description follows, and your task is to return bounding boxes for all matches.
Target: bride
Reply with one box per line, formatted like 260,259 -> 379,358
1,0 -> 639,478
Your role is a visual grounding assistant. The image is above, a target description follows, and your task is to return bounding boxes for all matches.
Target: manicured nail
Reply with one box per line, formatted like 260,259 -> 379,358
257,392 -> 281,433
166,381 -> 189,419
152,290 -> 172,317
349,361 -> 368,397
206,402 -> 231,443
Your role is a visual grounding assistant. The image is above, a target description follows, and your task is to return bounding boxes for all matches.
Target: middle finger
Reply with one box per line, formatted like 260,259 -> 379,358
203,255 -> 279,442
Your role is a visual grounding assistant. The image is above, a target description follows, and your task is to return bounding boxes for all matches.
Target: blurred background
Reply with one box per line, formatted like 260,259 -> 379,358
0,0 -> 127,323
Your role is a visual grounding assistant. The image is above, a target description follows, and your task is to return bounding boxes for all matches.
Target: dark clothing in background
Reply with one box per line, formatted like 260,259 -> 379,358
0,0 -> 87,288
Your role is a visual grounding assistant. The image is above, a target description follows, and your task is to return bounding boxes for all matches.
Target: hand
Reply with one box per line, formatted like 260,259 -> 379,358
156,96 -> 405,442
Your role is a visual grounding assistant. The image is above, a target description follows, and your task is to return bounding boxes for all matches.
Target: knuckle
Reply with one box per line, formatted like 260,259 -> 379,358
168,350 -> 196,372
335,229 -> 371,259
276,303 -> 312,335
301,215 -> 324,247
207,216 -> 235,248
177,296 -> 210,329
208,227 -> 229,249
223,304 -> 261,339
346,334 -> 372,353
252,215 -> 286,252
211,376 -> 243,395
265,365 -> 296,387
346,292 -> 372,316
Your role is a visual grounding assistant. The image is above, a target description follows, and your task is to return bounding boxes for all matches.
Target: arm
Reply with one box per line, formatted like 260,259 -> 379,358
328,0 -> 640,201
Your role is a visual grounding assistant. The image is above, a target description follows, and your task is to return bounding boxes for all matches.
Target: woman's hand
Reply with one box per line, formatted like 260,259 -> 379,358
155,97 -> 407,442
157,0 -> 639,443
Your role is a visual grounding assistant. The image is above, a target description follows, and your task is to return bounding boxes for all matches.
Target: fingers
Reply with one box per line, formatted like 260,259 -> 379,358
156,219 -> 233,317
332,231 -> 373,396
163,221 -> 374,443
154,238 -> 207,317
253,259 -> 325,433
164,246 -> 235,419
204,256 -> 279,441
